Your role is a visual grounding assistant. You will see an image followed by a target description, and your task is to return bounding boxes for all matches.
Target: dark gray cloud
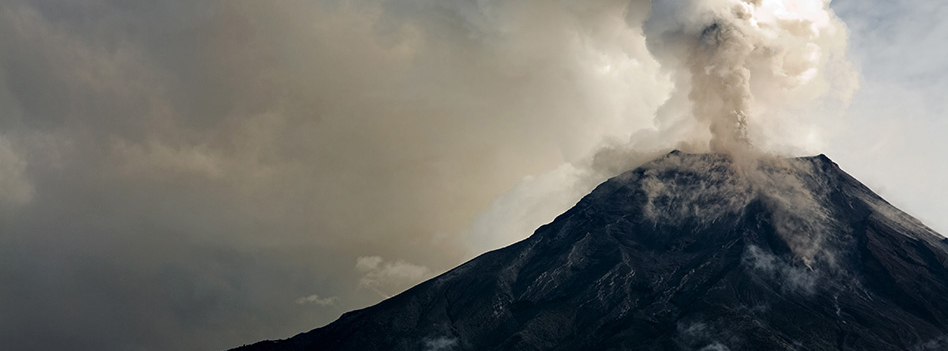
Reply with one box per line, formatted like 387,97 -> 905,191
0,0 -> 663,349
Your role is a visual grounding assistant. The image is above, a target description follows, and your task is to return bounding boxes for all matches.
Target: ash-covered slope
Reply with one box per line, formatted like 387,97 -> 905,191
232,151 -> 948,351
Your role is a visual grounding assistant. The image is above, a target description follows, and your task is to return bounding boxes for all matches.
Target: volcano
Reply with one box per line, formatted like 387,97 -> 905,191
231,151 -> 948,351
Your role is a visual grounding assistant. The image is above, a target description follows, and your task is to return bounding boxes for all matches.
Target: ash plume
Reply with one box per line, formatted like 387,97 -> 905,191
472,0 -> 858,253
643,0 -> 856,154
0,0 -> 870,349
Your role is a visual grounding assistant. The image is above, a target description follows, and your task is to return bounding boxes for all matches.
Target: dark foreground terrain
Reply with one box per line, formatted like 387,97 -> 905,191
232,151 -> 948,351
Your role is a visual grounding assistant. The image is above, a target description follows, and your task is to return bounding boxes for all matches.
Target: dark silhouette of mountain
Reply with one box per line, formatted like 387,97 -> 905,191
231,151 -> 948,351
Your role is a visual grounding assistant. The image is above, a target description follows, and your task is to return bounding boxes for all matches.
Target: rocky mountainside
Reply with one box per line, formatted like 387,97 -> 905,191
231,151 -> 948,351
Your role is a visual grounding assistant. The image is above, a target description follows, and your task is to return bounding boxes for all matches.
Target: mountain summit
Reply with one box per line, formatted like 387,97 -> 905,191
232,151 -> 948,351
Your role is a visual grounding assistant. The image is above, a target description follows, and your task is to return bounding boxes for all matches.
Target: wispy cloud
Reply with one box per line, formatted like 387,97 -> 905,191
356,256 -> 431,297
294,294 -> 339,307
423,336 -> 458,351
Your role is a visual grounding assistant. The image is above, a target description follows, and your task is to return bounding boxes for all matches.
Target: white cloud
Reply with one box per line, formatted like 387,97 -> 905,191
744,245 -> 818,294
424,336 -> 458,351
0,136 -> 33,205
699,342 -> 731,351
294,294 -> 339,307
355,256 -> 384,272
356,256 -> 431,295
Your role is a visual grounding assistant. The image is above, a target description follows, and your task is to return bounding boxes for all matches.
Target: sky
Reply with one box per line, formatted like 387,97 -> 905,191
0,1 -> 945,350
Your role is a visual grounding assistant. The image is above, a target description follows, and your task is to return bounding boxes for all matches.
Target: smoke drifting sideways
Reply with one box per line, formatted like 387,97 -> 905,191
0,0 -> 859,350
470,0 -> 858,253
473,3 -> 871,319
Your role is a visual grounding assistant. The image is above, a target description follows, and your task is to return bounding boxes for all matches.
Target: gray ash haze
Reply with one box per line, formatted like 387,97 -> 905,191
0,1 -> 945,350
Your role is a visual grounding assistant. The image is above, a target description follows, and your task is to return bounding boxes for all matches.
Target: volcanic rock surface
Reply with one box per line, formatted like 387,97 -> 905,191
232,151 -> 948,351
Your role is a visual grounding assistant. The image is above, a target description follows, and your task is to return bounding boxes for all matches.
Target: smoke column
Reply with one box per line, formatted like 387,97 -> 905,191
644,0 -> 855,154
471,0 -> 857,253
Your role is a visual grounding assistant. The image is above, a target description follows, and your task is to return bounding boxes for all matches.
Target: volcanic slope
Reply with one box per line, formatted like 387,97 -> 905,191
232,151 -> 948,351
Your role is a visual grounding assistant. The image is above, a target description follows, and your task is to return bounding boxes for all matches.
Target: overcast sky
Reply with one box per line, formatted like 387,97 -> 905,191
0,1 -> 945,350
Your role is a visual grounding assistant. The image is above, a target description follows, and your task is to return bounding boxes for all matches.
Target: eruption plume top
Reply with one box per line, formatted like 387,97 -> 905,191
644,0 -> 851,155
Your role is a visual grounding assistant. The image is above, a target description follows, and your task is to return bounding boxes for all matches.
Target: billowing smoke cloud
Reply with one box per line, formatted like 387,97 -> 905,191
470,0 -> 857,254
621,152 -> 843,270
0,0 -> 914,350
643,0 -> 856,154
